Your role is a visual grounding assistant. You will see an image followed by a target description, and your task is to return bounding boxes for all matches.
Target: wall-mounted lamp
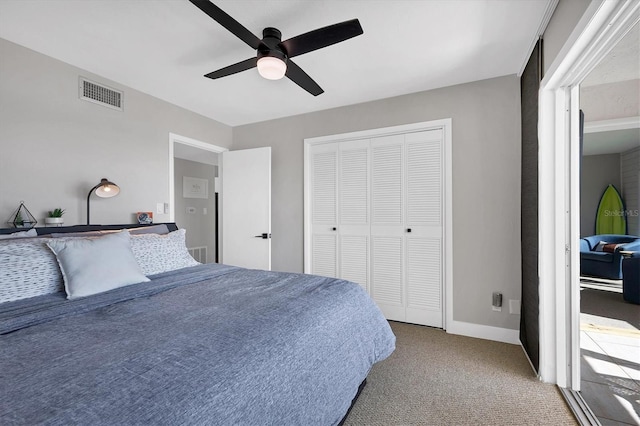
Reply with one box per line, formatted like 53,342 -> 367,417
86,178 -> 120,225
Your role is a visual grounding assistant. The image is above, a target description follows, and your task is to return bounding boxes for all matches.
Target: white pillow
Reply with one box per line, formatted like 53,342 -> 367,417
130,229 -> 200,276
0,238 -> 64,303
47,231 -> 149,299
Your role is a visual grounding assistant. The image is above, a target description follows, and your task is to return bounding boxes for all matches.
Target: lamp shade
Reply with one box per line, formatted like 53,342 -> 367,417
257,56 -> 287,80
95,179 -> 120,198
87,178 -> 120,225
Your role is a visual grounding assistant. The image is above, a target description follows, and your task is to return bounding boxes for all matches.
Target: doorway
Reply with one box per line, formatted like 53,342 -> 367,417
169,133 -> 227,263
538,0 -> 639,422
578,21 -> 640,425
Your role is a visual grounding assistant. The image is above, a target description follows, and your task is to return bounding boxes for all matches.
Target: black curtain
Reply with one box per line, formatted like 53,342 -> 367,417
520,39 -> 542,373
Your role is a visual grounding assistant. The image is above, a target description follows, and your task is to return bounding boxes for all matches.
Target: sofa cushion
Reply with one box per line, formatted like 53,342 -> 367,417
581,251 -> 613,263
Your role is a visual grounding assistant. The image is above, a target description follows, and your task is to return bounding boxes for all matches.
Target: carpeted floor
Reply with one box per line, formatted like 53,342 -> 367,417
344,321 -> 577,425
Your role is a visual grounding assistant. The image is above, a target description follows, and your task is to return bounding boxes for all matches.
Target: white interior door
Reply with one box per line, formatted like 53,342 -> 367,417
404,130 -> 443,327
370,134 -> 405,322
309,143 -> 338,278
221,147 -> 271,270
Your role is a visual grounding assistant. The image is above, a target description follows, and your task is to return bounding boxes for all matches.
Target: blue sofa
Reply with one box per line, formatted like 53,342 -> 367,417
580,234 -> 640,280
623,253 -> 639,304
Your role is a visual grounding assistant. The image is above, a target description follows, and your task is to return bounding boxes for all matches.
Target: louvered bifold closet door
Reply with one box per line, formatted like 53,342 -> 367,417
310,143 -> 338,278
370,134 -> 406,322
339,139 -> 370,291
405,130 -> 443,327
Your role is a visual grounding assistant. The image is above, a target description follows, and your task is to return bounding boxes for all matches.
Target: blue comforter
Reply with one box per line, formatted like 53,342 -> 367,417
0,263 -> 395,425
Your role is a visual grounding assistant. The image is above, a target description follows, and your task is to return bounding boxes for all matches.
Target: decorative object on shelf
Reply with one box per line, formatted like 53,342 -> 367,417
136,212 -> 153,225
86,178 -> 120,225
6,201 -> 37,229
45,208 -> 65,227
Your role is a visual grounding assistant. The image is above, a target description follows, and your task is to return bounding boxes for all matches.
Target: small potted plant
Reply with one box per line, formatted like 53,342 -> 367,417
45,208 -> 65,227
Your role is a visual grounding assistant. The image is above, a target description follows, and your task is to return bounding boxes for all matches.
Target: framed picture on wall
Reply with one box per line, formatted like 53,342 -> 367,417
183,176 -> 209,199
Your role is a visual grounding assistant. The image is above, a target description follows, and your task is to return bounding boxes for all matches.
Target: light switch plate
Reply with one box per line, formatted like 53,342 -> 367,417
156,203 -> 164,214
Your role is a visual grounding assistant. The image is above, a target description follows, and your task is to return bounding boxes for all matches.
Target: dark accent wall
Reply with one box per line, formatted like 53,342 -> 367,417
520,39 -> 542,373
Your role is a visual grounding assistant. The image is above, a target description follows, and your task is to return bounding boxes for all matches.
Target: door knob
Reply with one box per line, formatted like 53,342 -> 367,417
332,227 -> 337,231
254,233 -> 271,239
406,228 -> 412,233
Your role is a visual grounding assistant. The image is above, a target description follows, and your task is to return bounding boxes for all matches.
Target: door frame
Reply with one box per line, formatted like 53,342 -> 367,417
168,132 -> 228,257
303,119 -> 453,330
538,0 -> 639,390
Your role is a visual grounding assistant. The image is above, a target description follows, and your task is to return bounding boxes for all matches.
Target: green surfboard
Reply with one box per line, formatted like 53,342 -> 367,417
595,184 -> 626,235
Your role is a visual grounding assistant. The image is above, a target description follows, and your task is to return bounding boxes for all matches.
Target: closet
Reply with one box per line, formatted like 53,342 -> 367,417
305,122 -> 448,328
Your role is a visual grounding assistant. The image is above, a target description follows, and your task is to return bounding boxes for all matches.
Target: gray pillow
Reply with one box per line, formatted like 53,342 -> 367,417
47,231 -> 149,299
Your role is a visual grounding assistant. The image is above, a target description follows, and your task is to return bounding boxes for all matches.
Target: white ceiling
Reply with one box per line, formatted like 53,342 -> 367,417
583,127 -> 640,156
174,143 -> 219,166
582,23 -> 639,87
581,22 -> 640,155
0,0 -> 552,127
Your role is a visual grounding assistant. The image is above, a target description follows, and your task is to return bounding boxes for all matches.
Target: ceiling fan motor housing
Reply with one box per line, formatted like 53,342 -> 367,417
258,27 -> 288,63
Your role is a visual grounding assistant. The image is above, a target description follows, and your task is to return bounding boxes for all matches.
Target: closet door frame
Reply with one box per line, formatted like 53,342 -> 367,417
303,119 -> 452,330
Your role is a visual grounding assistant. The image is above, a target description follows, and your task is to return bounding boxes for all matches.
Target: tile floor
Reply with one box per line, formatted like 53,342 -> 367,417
580,287 -> 640,425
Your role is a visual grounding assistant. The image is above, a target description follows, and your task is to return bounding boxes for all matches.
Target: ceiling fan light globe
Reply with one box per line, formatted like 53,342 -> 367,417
257,57 -> 287,80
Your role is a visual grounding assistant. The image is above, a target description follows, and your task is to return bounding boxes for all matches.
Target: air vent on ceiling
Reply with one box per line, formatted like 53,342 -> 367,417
79,77 -> 123,111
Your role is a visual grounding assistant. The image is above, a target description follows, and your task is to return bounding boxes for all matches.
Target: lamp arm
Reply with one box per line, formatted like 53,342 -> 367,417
86,183 -> 102,225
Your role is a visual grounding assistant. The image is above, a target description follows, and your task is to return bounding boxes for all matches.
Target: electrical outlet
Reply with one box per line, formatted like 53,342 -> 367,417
186,207 -> 196,214
163,203 -> 169,214
492,292 -> 502,312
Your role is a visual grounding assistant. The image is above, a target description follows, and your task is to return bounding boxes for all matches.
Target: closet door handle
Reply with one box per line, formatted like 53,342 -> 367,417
406,228 -> 412,233
332,227 -> 337,231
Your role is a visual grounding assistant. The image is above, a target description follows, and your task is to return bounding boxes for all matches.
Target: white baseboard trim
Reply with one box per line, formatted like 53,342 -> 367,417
446,320 -> 520,345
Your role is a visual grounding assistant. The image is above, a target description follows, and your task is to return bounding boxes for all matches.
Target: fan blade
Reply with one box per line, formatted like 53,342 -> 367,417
285,60 -> 324,96
189,0 -> 262,50
204,57 -> 257,79
280,19 -> 363,58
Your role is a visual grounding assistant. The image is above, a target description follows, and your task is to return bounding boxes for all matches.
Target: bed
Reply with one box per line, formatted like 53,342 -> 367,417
0,224 -> 395,425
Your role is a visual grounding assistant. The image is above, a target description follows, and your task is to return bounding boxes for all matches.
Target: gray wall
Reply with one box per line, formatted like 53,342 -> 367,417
234,75 -> 522,330
0,38 -> 232,226
174,158 -> 217,263
580,154 -> 621,237
543,0 -> 592,76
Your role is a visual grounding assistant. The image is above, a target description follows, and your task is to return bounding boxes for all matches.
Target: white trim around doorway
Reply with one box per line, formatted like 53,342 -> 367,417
538,0 -> 640,389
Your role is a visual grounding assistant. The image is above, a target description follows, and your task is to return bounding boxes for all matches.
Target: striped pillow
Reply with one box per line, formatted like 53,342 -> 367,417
0,238 -> 64,303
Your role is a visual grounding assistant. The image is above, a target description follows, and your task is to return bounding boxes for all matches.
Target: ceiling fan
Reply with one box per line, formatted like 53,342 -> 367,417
189,0 -> 363,96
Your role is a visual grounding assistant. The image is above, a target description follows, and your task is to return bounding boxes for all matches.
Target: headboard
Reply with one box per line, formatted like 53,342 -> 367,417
0,223 -> 179,236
